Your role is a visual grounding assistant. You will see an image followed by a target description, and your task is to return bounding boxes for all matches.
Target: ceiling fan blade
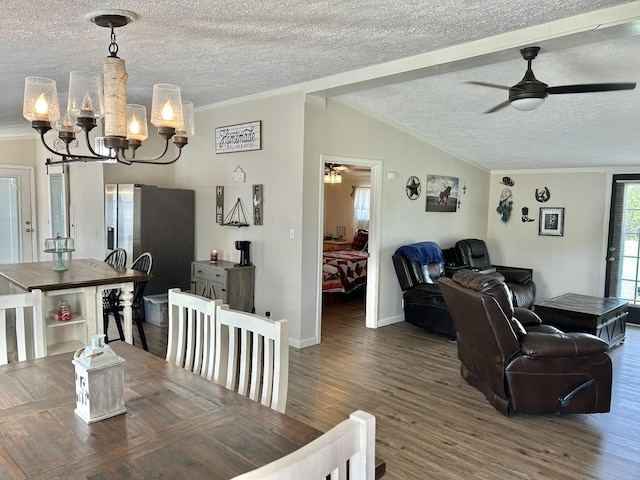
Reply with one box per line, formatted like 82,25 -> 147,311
547,82 -> 636,95
484,100 -> 512,114
465,81 -> 511,91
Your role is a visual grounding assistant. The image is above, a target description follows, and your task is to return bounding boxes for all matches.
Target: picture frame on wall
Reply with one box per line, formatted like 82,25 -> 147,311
539,207 -> 564,236
425,175 -> 459,212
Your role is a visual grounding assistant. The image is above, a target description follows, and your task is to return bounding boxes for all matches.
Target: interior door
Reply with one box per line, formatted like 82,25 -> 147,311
0,167 -> 34,263
605,174 -> 640,323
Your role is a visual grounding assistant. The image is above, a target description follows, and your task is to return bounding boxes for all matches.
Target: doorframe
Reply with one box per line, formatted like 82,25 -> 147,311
0,164 -> 36,262
605,173 -> 640,324
315,154 -> 382,341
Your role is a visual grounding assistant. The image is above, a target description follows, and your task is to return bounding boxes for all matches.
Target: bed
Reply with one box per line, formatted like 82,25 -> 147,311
322,230 -> 368,294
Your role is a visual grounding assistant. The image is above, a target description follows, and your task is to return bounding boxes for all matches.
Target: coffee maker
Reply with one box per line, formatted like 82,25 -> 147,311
235,241 -> 252,266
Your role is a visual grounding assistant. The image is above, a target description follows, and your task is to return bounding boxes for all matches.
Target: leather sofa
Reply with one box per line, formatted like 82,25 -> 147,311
439,269 -> 612,415
455,238 -> 536,308
392,242 -> 456,339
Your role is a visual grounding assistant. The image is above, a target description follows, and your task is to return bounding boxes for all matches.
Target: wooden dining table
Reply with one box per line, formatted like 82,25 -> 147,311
0,342 -> 386,479
0,258 -> 151,356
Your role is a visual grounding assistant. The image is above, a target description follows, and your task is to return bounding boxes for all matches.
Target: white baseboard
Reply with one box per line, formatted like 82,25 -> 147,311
376,314 -> 404,327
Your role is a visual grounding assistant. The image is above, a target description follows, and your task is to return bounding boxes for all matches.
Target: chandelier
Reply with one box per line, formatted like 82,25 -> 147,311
324,165 -> 343,184
22,10 -> 194,166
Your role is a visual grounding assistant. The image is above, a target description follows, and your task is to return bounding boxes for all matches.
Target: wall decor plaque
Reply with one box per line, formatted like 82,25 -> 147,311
215,121 -> 262,153
215,186 -> 224,224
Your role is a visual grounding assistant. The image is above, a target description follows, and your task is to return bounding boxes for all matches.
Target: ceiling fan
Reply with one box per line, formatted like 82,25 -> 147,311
467,46 -> 636,113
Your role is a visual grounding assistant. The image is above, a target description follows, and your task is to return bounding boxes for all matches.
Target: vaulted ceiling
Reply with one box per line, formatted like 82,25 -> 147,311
2,1 -> 639,171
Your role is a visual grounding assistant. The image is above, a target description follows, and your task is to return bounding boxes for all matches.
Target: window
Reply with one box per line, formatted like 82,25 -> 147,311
353,187 -> 370,231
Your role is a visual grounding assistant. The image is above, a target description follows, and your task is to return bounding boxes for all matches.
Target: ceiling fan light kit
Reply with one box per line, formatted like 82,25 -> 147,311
510,97 -> 545,111
468,46 -> 636,114
22,9 -> 194,166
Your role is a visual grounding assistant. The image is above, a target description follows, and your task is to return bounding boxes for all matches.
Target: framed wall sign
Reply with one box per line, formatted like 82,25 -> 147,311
215,121 -> 262,153
539,207 -> 564,236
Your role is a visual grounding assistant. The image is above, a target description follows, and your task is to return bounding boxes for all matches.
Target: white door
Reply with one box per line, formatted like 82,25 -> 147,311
0,167 -> 35,263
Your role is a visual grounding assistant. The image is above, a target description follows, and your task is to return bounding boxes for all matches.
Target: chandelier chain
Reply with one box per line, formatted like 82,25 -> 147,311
109,25 -> 119,57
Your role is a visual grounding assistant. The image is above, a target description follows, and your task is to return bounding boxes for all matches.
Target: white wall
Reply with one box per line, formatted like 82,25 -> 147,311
304,98 -> 491,337
487,170 -> 610,300
173,92 -> 307,343
0,136 -> 36,166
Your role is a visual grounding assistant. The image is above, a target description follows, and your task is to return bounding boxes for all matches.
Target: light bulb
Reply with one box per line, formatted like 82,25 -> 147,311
129,116 -> 140,135
161,101 -> 174,121
80,92 -> 94,116
35,93 -> 49,116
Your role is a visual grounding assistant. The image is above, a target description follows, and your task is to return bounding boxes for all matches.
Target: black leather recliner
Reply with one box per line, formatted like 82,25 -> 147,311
392,243 -> 456,339
455,238 -> 536,308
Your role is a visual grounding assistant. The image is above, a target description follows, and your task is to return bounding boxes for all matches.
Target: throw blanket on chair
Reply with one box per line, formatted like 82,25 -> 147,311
395,242 -> 445,266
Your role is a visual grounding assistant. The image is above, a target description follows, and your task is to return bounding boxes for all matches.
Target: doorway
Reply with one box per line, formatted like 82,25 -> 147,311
605,174 -> 640,324
0,166 -> 35,263
316,155 -> 381,340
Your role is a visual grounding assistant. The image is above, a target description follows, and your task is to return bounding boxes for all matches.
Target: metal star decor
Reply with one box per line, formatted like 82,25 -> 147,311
406,176 -> 421,200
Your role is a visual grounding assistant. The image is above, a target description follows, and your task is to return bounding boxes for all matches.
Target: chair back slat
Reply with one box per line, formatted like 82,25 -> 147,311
166,288 -> 221,379
230,410 -> 376,480
214,304 -> 289,413
0,289 -> 44,365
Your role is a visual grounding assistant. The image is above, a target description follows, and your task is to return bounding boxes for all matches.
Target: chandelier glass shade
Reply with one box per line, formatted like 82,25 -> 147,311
22,10 -> 194,166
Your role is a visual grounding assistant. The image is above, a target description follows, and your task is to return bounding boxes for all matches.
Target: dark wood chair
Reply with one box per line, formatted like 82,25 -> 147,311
102,249 -> 127,343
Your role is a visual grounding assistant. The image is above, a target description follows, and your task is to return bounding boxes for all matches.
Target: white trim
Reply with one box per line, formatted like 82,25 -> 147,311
0,164 -> 36,262
493,165 -> 640,175
377,315 -> 404,328
317,154 -> 382,339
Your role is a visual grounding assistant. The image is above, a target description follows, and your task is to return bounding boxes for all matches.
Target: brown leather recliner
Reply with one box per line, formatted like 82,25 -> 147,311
439,270 -> 612,415
455,238 -> 536,308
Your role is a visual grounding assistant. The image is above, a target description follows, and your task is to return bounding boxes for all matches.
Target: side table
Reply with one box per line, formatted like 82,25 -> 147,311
534,293 -> 627,348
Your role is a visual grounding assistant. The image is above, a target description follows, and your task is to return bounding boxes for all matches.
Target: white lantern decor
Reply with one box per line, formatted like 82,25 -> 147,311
73,334 -> 126,424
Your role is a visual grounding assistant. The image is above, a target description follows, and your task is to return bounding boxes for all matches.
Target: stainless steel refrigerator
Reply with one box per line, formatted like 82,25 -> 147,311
105,184 -> 195,296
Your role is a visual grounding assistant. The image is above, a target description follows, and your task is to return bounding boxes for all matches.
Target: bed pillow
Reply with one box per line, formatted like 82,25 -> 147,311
350,230 -> 368,251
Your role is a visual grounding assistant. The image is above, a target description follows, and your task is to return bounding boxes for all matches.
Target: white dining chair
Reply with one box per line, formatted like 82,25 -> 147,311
0,289 -> 44,365
214,304 -> 289,413
166,288 -> 222,379
231,410 -> 376,480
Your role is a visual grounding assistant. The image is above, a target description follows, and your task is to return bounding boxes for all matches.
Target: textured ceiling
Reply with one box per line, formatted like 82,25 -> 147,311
1,0 -> 639,171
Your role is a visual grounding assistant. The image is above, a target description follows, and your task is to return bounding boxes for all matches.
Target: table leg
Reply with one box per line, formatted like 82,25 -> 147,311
120,284 -> 134,344
85,286 -> 98,340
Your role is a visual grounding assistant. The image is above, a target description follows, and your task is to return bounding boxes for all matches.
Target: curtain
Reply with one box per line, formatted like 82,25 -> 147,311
353,187 -> 370,231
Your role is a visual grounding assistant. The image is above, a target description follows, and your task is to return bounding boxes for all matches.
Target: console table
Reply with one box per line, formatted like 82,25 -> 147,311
534,293 -> 627,348
191,260 -> 255,312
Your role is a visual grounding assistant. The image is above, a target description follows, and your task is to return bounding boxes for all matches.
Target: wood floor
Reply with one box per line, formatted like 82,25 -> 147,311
127,296 -> 640,479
